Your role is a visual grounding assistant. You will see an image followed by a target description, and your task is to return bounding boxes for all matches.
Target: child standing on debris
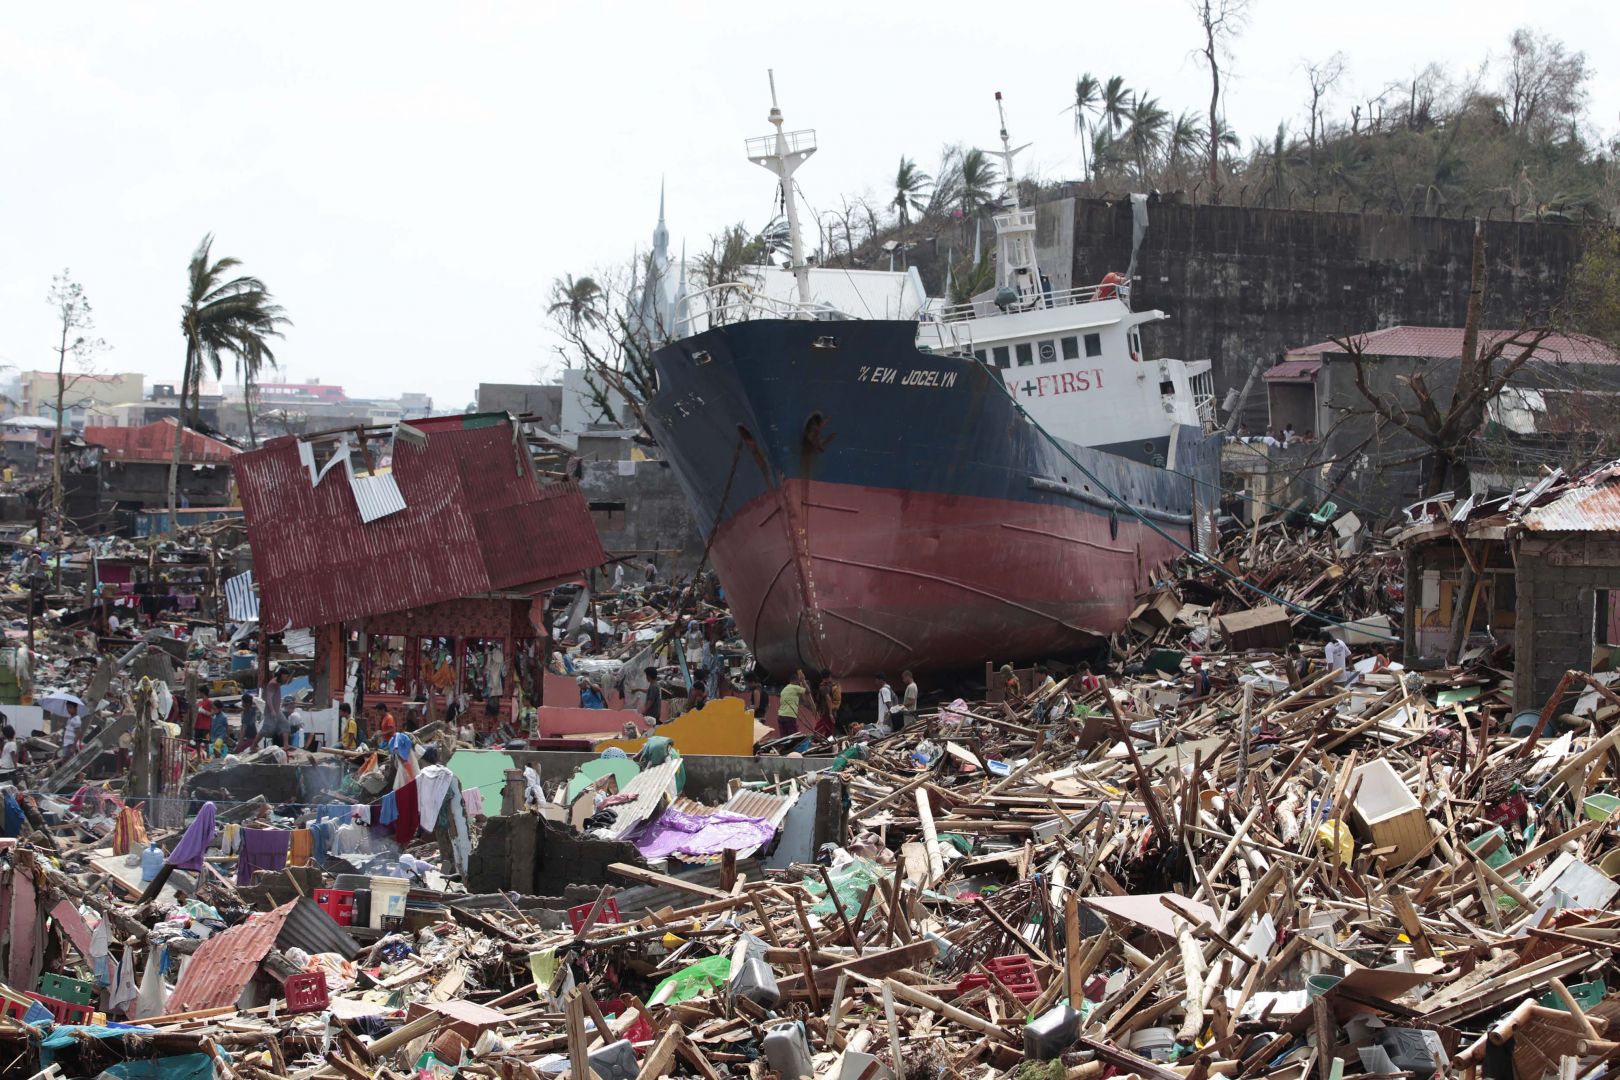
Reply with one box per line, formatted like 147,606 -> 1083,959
1186,657 -> 1212,699
191,696 -> 213,748
338,703 -> 359,750
236,691 -> 260,753
58,701 -> 83,760
640,667 -> 664,725
0,724 -> 19,784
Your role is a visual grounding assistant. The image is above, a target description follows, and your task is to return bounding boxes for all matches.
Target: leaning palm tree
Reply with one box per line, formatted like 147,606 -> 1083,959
237,337 -> 274,448
547,274 -> 604,335
169,234 -> 289,526
1125,94 -> 1170,181
891,157 -> 932,229
1067,74 -> 1101,176
1098,76 -> 1133,137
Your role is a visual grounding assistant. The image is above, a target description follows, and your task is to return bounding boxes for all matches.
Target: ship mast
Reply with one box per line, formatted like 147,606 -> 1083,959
747,71 -> 817,304
988,92 -> 1045,311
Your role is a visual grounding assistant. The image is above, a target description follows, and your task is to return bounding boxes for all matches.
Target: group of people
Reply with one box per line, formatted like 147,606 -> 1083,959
185,666 -> 406,759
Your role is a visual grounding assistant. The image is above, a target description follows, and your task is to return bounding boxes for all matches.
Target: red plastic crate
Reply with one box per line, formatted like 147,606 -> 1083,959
568,898 -> 621,933
284,972 -> 330,1014
313,888 -> 355,927
956,955 -> 1042,1004
25,992 -> 94,1026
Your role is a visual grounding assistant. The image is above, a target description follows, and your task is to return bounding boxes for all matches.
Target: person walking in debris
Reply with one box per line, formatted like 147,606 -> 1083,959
264,667 -> 288,733
643,559 -> 658,585
892,670 -> 918,729
338,703 -> 359,750
1323,635 -> 1351,685
744,672 -> 768,718
876,674 -> 897,735
191,696 -> 213,749
640,667 -> 664,725
1185,656 -> 1213,700
816,668 -> 842,735
1284,643 -> 1306,688
208,697 -> 228,748
613,562 -> 625,591
236,691 -> 260,753
0,724 -> 20,784
374,701 -> 397,741
999,664 -> 1023,705
1076,662 -> 1102,693
776,670 -> 808,738
59,700 -> 84,761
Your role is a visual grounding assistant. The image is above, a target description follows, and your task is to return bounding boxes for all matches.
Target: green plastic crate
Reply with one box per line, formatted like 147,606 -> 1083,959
37,972 -> 94,1006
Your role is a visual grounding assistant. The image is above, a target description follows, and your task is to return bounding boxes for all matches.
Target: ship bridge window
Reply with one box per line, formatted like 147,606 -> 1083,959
1160,379 -> 1176,395
974,349 -> 987,364
1015,342 -> 1033,367
1039,341 -> 1057,363
1061,336 -> 1080,360
1084,333 -> 1102,358
992,345 -> 1010,369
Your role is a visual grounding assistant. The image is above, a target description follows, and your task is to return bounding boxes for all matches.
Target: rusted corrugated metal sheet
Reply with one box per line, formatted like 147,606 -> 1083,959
167,900 -> 293,1012
84,418 -> 237,463
234,415 -> 604,629
1522,472 -> 1620,533
276,896 -> 360,960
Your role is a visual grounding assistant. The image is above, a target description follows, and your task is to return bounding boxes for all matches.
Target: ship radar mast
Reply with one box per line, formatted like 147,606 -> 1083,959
746,71 -> 817,304
988,92 -> 1045,312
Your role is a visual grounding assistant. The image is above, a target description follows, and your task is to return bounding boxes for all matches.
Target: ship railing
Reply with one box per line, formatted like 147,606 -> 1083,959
931,280 -> 1132,324
674,282 -> 826,334
745,129 -> 817,161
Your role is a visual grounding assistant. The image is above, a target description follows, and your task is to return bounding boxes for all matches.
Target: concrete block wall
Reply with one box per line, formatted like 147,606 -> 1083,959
1514,536 -> 1620,711
579,458 -> 704,577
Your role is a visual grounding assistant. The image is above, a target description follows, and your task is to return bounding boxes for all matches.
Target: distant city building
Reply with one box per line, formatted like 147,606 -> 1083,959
477,383 -> 563,429
213,379 -> 434,441
19,371 -> 145,430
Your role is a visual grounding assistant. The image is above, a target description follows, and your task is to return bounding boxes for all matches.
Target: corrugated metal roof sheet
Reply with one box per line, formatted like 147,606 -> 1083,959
603,759 -> 683,840
276,896 -> 360,960
234,414 -> 605,629
167,900 -> 294,1012
1522,467 -> 1620,533
84,418 -> 237,463
1289,326 -> 1619,365
1263,358 -> 1321,382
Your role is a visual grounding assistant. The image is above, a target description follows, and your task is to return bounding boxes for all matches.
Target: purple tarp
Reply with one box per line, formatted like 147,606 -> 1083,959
634,808 -> 777,860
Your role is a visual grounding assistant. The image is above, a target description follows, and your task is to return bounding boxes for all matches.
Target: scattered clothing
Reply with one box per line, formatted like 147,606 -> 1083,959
287,828 -> 313,867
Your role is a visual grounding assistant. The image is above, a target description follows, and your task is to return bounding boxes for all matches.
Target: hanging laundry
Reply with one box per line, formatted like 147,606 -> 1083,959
391,779 -> 420,843
166,801 -> 217,872
287,828 -> 313,867
415,764 -> 456,830
378,791 -> 397,827
462,786 -> 485,818
236,828 -> 291,885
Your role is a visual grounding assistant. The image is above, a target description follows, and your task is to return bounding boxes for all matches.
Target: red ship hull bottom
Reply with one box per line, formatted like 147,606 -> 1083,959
708,478 -> 1184,678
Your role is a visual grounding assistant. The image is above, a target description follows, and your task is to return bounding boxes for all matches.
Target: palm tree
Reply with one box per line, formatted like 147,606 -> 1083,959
1166,111 -> 1208,185
959,148 -> 998,216
547,274 -> 604,335
1098,76 -> 1133,137
237,337 -> 274,448
170,234 -> 288,526
1125,94 -> 1170,180
1067,74 -> 1101,176
891,157 -> 932,229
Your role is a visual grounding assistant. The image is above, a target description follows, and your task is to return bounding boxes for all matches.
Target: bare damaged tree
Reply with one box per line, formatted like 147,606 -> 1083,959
1341,220 -> 1557,498
46,272 -> 106,542
1191,0 -> 1250,197
1303,52 -> 1347,160
1502,27 -> 1589,135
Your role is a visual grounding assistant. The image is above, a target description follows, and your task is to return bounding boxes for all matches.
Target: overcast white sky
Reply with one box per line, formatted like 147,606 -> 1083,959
3,1 -> 1616,411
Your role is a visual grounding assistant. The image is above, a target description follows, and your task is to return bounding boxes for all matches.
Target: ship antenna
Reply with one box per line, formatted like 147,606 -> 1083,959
747,70 -> 817,304
992,91 -> 1031,210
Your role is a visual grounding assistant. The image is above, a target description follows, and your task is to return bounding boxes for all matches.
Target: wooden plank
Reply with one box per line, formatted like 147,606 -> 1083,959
608,863 -> 728,900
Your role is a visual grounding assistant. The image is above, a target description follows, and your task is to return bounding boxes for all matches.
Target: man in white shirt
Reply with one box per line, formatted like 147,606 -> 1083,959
1323,636 -> 1351,684
875,674 -> 897,734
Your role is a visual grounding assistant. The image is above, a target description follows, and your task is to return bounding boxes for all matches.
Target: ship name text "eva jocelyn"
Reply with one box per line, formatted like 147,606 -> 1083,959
855,366 -> 959,388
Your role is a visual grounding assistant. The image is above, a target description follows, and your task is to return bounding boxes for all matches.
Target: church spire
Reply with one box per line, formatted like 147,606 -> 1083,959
652,176 -> 670,261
